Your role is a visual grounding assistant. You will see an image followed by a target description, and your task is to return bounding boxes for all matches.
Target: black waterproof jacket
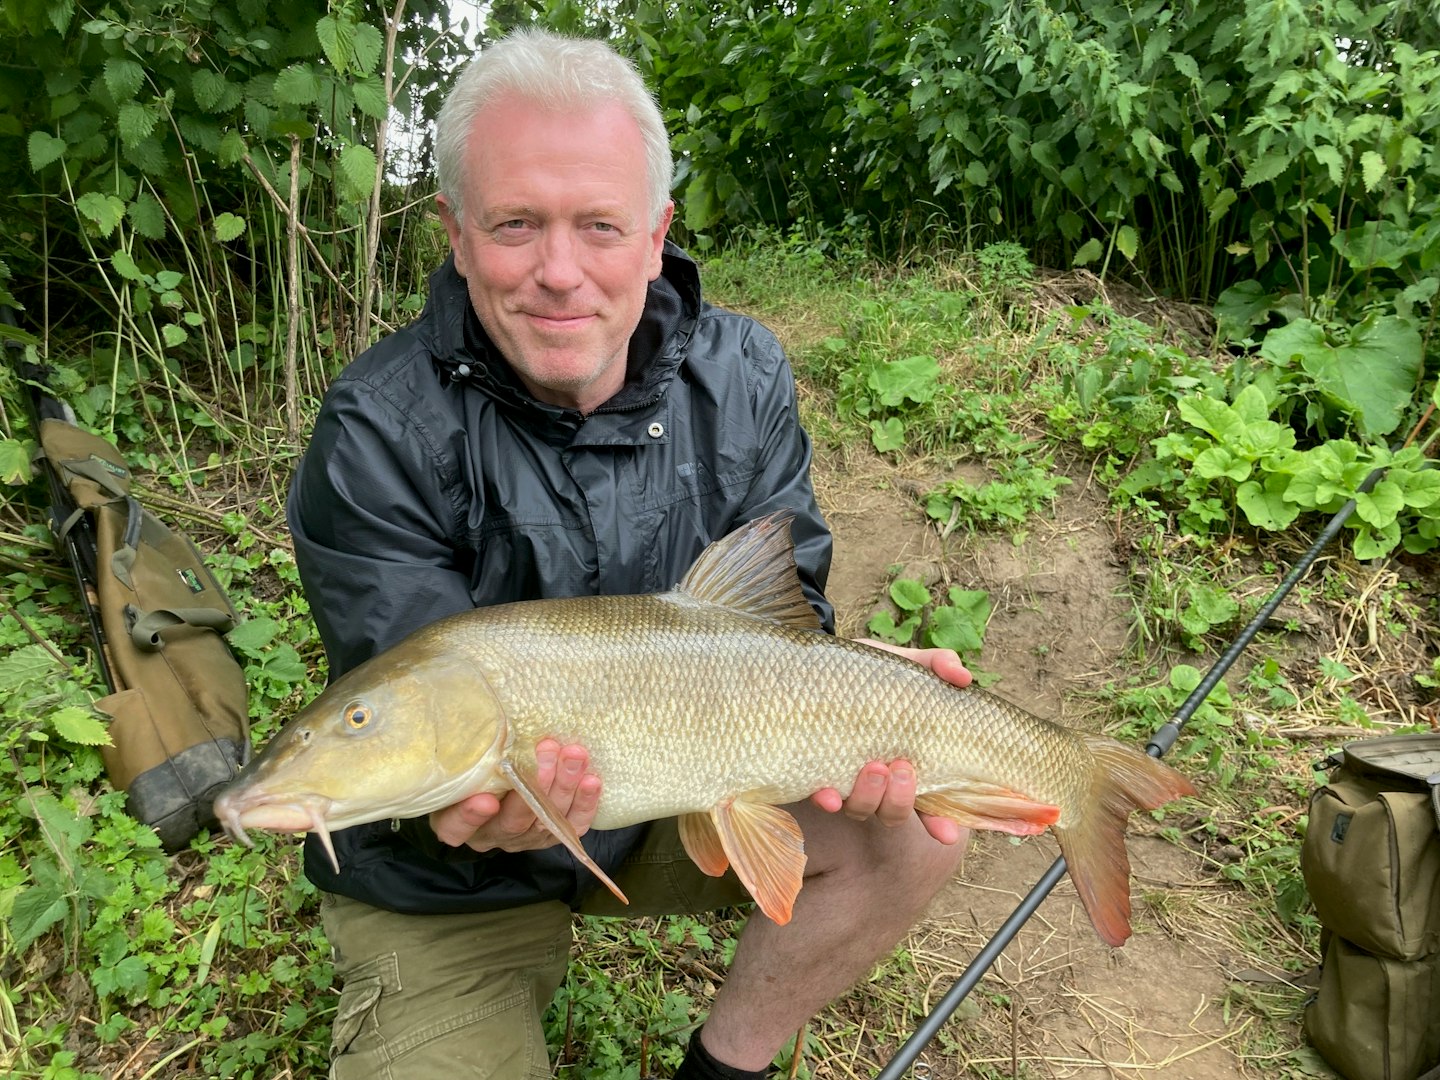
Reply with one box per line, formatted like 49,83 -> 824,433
286,243 -> 834,914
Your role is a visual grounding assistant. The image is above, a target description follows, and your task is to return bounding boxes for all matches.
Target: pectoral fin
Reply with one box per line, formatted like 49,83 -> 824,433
713,797 -> 807,925
500,758 -> 630,906
679,812 -> 730,876
915,782 -> 1060,837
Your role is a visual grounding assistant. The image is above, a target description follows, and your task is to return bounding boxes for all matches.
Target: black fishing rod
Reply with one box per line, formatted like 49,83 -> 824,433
1,304 -> 117,690
875,464 -> 1390,1080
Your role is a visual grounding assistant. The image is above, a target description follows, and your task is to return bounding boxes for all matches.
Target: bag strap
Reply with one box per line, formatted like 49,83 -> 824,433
124,604 -> 237,651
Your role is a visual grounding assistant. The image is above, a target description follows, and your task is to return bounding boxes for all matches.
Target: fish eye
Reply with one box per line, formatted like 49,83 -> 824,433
344,702 -> 371,730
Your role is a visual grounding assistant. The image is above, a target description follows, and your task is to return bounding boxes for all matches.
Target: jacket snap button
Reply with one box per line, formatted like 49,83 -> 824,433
647,422 -> 664,438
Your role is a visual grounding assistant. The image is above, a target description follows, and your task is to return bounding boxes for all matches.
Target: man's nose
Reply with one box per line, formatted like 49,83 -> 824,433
535,228 -> 585,291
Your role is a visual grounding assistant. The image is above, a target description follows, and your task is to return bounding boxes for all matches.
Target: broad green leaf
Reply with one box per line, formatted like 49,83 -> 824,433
127,194 -> 166,240
1360,150 -> 1385,192
213,212 -> 247,242
257,644 -> 307,685
103,57 -> 145,102
316,14 -> 356,73
927,604 -> 984,654
964,160 -> 988,186
1237,474 -> 1301,530
1398,468 -> 1440,509
0,438 -> 32,484
866,611 -> 919,646
1281,317 -> 1423,436
1332,221 -> 1414,271
227,616 -> 279,655
1116,225 -> 1138,261
351,23 -> 383,77
1352,520 -> 1401,560
117,102 -> 157,148
1354,480 -> 1405,528
869,416 -> 905,453
1243,153 -> 1289,187
1072,238 -> 1102,266
1179,394 -> 1246,444
869,354 -> 939,407
946,588 -> 992,621
48,0 -> 74,32
109,250 -> 145,281
161,324 -> 188,347
50,706 -> 111,746
75,192 -> 125,237
154,269 -> 182,291
1230,383 -> 1273,427
192,69 -> 230,113
274,64 -> 320,106
338,143 -> 378,201
27,131 -> 67,171
889,579 -> 930,612
351,77 -> 388,120
9,883 -> 69,952
218,130 -> 247,166
716,95 -> 744,112
1213,279 -> 1270,340
1194,445 -> 1251,481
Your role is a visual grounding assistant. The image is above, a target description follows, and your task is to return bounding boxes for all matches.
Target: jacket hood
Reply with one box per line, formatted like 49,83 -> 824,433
421,241 -> 703,424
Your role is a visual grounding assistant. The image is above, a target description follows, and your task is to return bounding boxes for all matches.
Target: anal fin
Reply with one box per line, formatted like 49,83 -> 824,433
915,781 -> 1060,837
679,811 -> 729,876
713,796 -> 807,925
501,758 -> 630,906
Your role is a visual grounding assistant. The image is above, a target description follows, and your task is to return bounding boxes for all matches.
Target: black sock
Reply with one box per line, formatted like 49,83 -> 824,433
672,1028 -> 770,1080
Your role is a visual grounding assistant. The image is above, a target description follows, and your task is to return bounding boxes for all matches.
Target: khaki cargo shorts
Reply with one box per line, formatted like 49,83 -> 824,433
321,819 -> 751,1080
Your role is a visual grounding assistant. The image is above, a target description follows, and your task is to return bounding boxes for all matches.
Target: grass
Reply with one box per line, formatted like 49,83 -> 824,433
1,231 -> 1437,1079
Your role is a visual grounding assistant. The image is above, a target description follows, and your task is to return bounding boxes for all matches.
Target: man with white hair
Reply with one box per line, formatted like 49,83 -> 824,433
288,27 -> 970,1080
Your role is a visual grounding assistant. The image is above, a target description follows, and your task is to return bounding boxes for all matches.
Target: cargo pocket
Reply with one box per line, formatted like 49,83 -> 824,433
330,952 -> 399,1064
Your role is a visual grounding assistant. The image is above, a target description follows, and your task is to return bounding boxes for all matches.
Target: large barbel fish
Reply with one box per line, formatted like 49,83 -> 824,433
216,514 -> 1193,945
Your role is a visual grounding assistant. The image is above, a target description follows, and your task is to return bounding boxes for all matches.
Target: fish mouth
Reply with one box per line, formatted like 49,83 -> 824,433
214,787 -> 340,871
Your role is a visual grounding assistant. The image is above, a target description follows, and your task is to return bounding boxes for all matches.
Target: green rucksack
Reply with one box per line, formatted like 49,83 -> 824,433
18,365 -> 249,852
1301,732 -> 1440,1080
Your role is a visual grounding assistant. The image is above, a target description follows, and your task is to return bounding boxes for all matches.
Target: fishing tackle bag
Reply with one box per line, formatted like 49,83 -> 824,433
33,417 -> 249,851
1301,732 -> 1440,1080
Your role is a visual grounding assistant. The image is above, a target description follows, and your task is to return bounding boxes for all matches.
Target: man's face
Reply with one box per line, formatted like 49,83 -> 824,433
437,94 -> 674,414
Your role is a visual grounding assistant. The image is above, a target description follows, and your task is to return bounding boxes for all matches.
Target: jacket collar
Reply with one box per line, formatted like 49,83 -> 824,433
424,241 -> 702,438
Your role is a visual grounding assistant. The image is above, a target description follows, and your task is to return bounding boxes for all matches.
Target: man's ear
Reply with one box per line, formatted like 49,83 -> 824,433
436,194 -> 467,277
648,201 -> 675,281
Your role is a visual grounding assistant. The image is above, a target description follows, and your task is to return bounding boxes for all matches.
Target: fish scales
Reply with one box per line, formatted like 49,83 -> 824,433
451,592 -> 1091,831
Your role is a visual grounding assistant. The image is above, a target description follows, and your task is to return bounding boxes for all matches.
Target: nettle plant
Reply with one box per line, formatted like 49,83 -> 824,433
1121,383 -> 1440,557
867,577 -> 993,663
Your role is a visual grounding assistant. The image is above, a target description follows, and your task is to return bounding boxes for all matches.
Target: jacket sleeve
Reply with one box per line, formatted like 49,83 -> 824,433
287,371 -> 474,679
735,324 -> 836,633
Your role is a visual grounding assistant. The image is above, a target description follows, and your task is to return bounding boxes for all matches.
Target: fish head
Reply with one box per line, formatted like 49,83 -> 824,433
214,646 -> 506,867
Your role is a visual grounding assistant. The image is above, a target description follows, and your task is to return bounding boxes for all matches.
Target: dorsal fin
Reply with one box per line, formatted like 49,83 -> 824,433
676,513 -> 823,631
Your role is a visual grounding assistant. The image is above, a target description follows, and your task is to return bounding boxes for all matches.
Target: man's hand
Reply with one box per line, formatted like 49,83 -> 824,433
430,738 -> 601,852
809,643 -> 973,845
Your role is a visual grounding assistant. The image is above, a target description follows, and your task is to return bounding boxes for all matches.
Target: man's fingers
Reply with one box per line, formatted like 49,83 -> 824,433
876,760 -> 917,827
843,762 -> 890,820
431,791 -> 502,847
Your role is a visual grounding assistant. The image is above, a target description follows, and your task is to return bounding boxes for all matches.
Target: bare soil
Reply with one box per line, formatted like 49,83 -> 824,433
811,457 -> 1300,1080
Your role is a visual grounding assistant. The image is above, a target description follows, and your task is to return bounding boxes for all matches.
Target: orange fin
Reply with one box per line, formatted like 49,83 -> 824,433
713,797 -> 807,925
500,758 -> 630,906
674,513 -> 822,631
915,782 -> 1060,836
679,811 -> 730,876
1055,739 -> 1196,948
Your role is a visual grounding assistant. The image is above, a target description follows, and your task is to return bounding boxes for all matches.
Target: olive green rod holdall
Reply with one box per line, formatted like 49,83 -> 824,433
1301,732 -> 1440,1080
15,352 -> 249,852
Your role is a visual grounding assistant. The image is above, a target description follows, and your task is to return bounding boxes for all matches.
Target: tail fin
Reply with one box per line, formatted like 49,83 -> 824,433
1054,738 -> 1195,947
